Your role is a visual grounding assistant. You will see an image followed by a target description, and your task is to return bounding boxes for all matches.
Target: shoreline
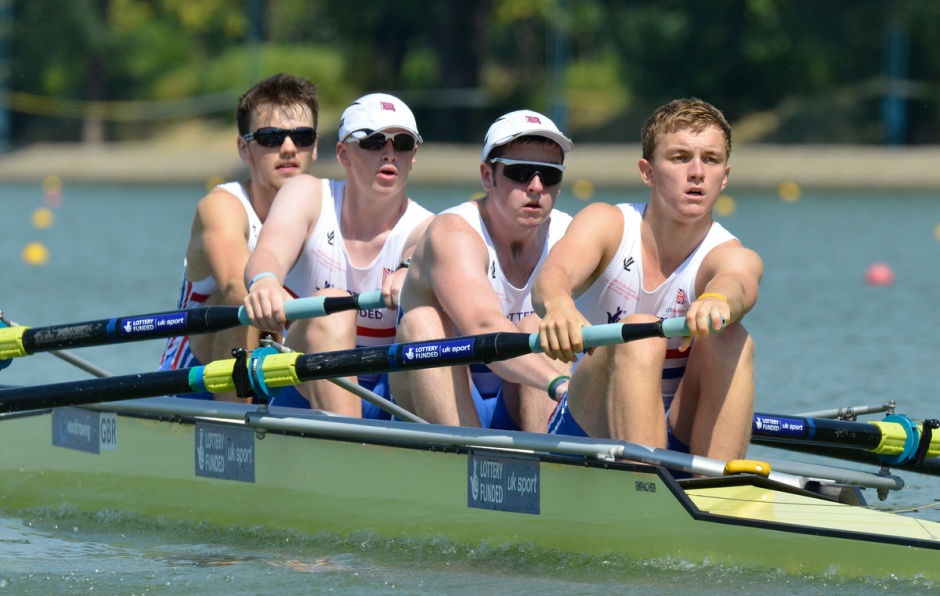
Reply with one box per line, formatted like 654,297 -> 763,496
2,141 -> 940,190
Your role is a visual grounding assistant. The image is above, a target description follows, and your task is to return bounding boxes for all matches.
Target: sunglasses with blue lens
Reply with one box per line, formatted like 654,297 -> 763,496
490,157 -> 565,186
353,131 -> 418,152
243,127 -> 317,148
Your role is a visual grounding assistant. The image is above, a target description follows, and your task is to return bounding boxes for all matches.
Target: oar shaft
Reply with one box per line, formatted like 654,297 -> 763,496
0,369 -> 195,412
0,291 -> 385,357
752,413 -> 884,451
752,411 -> 940,466
0,319 -> 686,414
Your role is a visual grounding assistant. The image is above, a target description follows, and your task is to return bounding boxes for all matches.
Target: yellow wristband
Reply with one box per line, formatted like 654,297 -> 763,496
698,292 -> 728,302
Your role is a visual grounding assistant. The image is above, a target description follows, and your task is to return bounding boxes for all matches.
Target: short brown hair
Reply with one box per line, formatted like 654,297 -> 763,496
235,73 -> 319,135
641,98 -> 731,161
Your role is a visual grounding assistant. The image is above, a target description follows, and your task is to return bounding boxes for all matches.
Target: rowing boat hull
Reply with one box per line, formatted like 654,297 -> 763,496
1,398 -> 938,580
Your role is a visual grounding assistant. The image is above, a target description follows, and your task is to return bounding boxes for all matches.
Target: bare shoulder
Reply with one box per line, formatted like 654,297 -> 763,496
276,173 -> 323,202
423,211 -> 486,261
706,241 -> 764,273
194,185 -> 249,229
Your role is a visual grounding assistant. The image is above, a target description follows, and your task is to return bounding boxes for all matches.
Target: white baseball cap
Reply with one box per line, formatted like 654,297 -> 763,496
338,93 -> 422,143
481,110 -> 573,162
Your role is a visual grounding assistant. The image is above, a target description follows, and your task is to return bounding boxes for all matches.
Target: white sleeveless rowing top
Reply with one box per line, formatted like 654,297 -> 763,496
159,182 -> 262,370
444,201 -> 572,397
575,203 -> 735,408
282,179 -> 432,377
574,203 -> 736,408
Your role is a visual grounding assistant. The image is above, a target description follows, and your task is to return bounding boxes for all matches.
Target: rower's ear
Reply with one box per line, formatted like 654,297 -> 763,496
237,137 -> 251,163
480,161 -> 495,191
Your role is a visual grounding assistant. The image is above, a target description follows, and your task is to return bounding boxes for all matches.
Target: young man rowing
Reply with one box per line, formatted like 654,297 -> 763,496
159,73 -> 319,402
534,98 -> 763,461
243,93 -> 433,417
391,110 -> 572,431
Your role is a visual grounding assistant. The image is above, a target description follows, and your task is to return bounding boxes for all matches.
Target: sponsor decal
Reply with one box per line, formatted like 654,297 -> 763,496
120,312 -> 187,337
623,256 -> 634,271
753,415 -> 806,438
99,412 -> 117,450
52,407 -> 101,454
401,338 -> 475,365
607,305 -> 624,323
195,422 -> 255,483
506,310 -> 534,323
467,451 -> 540,515
676,288 -> 689,307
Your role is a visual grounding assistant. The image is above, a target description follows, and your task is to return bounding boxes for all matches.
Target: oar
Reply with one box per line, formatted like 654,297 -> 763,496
0,318 -> 689,414
751,411 -> 940,469
0,291 -> 384,359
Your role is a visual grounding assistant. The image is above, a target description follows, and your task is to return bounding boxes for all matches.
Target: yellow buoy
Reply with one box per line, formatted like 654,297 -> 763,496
31,207 -> 55,229
778,181 -> 801,203
715,194 -> 736,217
41,175 -> 62,195
22,242 -> 49,265
934,222 -> 940,242
205,175 -> 226,192
573,179 -> 595,200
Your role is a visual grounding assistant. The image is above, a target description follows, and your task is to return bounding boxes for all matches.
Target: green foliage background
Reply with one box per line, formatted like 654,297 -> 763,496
5,0 -> 939,145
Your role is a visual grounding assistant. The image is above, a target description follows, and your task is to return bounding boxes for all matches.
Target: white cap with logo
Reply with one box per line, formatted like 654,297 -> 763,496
338,93 -> 423,143
481,110 -> 573,162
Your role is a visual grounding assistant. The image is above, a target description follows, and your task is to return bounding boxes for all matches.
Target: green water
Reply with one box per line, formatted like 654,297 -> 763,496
2,180 -> 940,592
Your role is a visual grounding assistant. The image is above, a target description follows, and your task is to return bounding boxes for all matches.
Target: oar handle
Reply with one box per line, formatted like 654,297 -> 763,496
525,318 -> 691,353
237,291 -> 385,326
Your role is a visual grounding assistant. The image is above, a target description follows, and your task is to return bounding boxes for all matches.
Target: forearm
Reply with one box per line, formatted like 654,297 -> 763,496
532,262 -> 577,317
488,353 -> 568,397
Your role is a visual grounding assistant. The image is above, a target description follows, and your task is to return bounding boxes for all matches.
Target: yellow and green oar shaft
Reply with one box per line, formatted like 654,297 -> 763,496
752,412 -> 940,466
0,318 -> 691,414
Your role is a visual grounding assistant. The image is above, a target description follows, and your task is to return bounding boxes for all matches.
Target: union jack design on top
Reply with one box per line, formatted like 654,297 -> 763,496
676,288 -> 688,306
525,115 -> 541,124
380,101 -> 396,111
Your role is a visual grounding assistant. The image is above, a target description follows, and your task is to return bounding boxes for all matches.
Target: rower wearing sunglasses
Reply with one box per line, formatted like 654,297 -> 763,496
159,73 -> 320,403
390,110 -> 573,432
243,93 -> 433,418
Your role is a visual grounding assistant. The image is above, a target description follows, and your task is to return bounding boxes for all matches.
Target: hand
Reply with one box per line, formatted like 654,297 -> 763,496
539,300 -> 591,363
243,276 -> 290,334
382,267 -> 408,310
680,293 -> 730,351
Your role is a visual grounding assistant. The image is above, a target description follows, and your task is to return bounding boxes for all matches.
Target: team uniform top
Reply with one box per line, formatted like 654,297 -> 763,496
282,178 -> 433,382
443,201 -> 572,397
159,182 -> 261,371
573,202 -> 736,409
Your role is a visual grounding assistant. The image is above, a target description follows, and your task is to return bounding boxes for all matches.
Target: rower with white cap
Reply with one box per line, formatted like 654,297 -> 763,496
243,93 -> 434,418
390,110 -> 574,431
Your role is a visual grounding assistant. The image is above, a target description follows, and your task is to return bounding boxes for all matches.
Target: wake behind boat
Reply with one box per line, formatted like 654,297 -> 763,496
1,396 -> 939,581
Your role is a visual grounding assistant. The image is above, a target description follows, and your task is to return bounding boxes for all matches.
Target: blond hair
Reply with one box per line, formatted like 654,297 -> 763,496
641,98 -> 731,161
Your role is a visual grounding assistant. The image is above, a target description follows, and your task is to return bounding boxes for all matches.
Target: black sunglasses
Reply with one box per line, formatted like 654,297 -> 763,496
353,131 -> 418,152
490,157 -> 565,186
243,127 -> 317,148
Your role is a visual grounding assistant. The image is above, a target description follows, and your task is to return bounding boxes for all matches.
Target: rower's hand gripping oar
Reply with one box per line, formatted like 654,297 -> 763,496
0,318 -> 691,413
0,291 -> 385,363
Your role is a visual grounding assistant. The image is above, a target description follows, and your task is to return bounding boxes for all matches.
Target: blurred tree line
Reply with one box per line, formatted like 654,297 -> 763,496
3,0 -> 939,146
